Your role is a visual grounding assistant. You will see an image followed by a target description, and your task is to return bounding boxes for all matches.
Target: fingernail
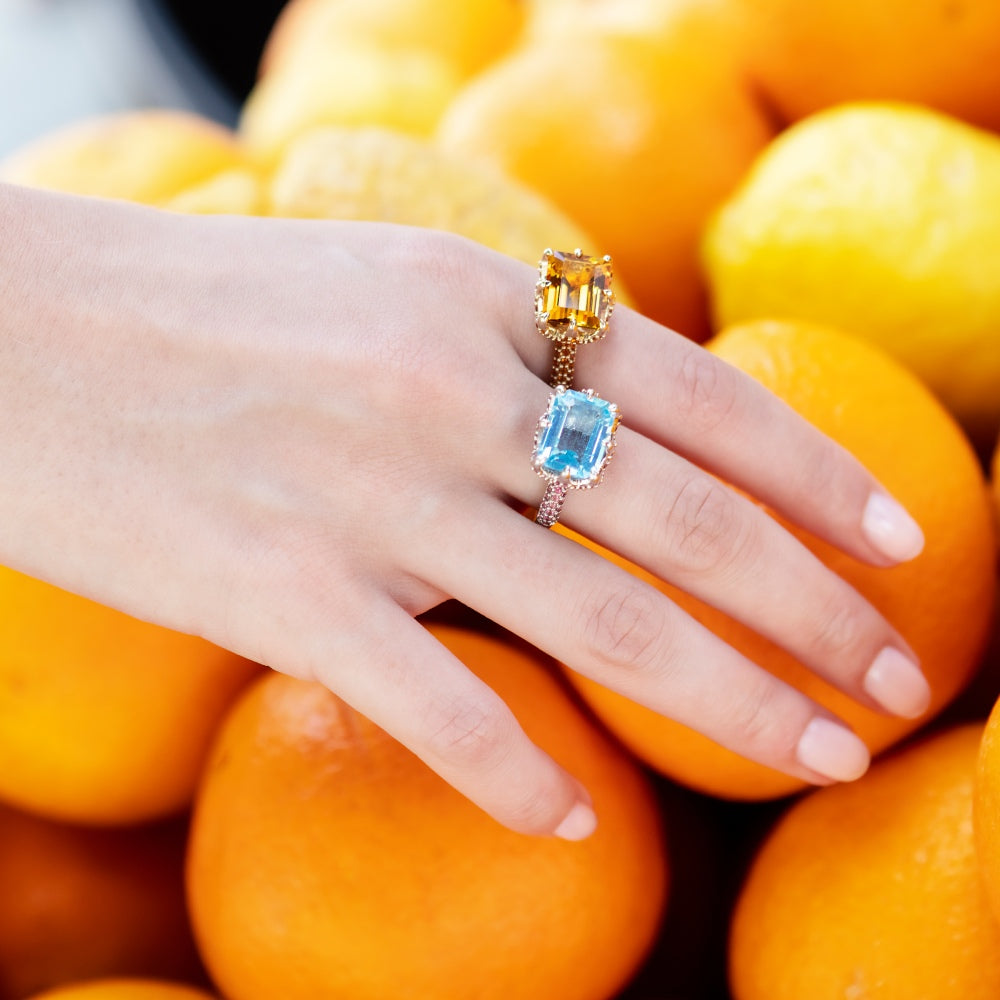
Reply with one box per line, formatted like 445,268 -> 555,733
862,491 -> 925,562
796,717 -> 870,782
863,646 -> 931,718
554,801 -> 598,841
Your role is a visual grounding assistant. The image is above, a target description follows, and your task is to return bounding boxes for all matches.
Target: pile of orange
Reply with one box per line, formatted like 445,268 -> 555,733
3,1 -> 1000,999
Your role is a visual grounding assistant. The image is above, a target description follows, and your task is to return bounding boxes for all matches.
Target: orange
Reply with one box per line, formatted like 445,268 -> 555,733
0,111 -> 247,206
0,803 -> 203,1000
993,435 -> 1000,547
435,13 -> 774,339
0,567 -> 260,824
973,691 -> 1000,924
259,0 -> 524,82
730,724 -> 1000,1000
563,320 -> 996,799
187,624 -> 667,1000
244,0 -> 525,164
736,0 -> 1000,132
27,982 -> 214,1000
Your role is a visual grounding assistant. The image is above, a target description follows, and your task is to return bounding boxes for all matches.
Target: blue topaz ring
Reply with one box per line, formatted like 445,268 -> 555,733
532,387 -> 621,528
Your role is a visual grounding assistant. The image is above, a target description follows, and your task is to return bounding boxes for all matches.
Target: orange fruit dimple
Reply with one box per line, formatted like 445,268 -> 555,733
731,724 -> 1000,1000
435,18 -> 774,338
0,567 -> 260,825
563,320 -> 996,799
0,804 -> 203,1000
187,624 -> 667,1000
27,981 -> 216,1000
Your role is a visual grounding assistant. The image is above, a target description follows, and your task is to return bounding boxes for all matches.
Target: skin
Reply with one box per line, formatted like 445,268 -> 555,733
0,183 -> 928,838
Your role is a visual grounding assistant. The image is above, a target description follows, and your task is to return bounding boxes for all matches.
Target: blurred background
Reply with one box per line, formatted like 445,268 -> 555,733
0,0 -> 283,157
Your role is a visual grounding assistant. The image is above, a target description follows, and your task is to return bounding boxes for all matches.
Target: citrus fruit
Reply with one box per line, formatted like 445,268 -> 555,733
0,804 -> 202,1000
240,44 -> 461,166
0,111 -> 247,206
563,320 -> 996,799
731,724 -> 1000,1000
268,126 -> 596,267
992,435 -> 1000,543
0,567 -> 260,824
436,21 -> 774,338
259,0 -> 524,82
524,0 -> 744,49
972,692 -> 1000,923
187,624 -> 667,1000
27,981 -> 215,1000
736,0 -> 1000,131
164,169 -> 266,216
703,102 -> 1000,447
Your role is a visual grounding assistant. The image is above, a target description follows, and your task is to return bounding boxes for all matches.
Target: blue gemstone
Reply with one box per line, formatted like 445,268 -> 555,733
533,389 -> 619,486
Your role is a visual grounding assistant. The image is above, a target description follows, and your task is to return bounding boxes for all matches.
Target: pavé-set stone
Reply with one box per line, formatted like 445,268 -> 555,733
532,388 -> 621,488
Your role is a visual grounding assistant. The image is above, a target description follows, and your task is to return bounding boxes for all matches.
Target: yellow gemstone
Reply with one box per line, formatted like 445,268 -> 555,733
537,250 -> 613,343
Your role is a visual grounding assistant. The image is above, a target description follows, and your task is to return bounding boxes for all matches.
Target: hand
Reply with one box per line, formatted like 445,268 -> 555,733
0,185 -> 927,838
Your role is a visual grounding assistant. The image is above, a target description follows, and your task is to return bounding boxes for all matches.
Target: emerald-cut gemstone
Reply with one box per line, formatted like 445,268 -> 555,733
533,389 -> 620,487
536,249 -> 613,343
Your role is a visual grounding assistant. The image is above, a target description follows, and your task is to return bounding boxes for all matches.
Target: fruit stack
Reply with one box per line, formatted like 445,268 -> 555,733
1,2 -> 1000,999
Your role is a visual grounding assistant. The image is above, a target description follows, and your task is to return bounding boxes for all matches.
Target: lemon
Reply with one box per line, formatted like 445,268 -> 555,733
165,169 -> 266,216
268,126 -> 596,269
240,45 -> 462,167
703,102 -> 1000,447
0,111 -> 247,206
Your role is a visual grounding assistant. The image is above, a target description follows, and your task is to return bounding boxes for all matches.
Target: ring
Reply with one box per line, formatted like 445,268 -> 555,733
535,248 -> 614,388
532,386 -> 621,528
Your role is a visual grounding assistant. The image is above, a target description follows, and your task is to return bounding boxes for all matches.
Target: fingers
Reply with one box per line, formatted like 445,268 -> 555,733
548,427 -> 931,720
588,318 -> 924,566
267,589 -> 597,840
412,499 -> 874,787
489,253 -> 923,568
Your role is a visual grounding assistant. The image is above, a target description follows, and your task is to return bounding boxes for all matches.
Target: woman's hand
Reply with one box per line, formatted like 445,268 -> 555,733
0,185 -> 927,838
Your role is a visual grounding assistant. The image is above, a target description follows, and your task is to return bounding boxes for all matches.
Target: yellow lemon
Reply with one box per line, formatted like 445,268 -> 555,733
268,126 -> 598,269
240,44 -> 462,167
703,102 -> 1000,447
0,111 -> 247,206
165,168 -> 266,216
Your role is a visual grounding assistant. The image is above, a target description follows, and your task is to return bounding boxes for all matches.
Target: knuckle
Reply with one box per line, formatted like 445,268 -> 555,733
807,594 -> 863,661
662,478 -> 742,576
723,682 -> 792,758
581,583 -> 667,675
425,695 -> 514,771
676,347 -> 740,431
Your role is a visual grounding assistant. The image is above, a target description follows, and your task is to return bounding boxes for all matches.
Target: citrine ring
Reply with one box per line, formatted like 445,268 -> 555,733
532,387 -> 621,528
535,248 -> 614,388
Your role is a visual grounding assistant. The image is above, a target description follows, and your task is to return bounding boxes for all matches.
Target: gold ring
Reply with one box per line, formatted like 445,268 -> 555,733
531,386 -> 621,528
535,248 -> 614,389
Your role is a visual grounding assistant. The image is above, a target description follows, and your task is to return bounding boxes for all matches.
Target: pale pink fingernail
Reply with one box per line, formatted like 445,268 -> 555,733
863,646 -> 931,719
862,491 -> 925,562
796,717 -> 870,782
554,801 -> 598,841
